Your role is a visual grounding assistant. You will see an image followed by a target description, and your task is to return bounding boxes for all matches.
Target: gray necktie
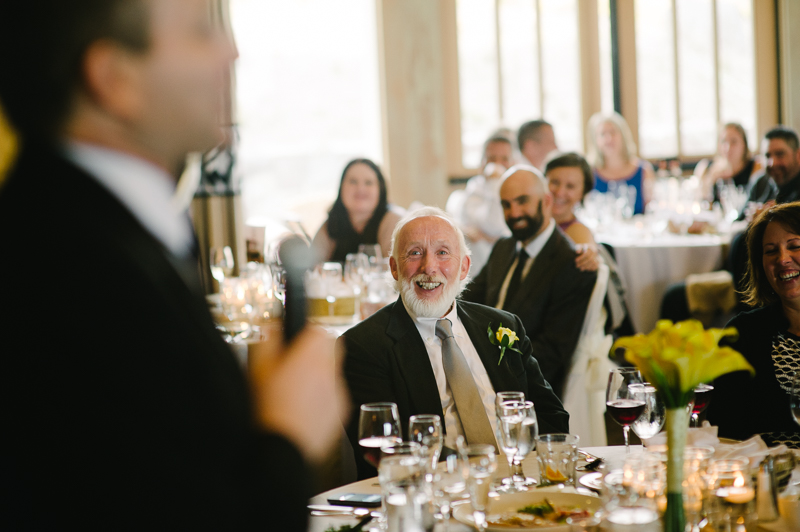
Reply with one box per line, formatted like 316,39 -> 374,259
435,318 -> 497,448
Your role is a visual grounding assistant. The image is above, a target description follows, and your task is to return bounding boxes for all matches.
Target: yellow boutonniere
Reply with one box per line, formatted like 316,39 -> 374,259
487,323 -> 522,365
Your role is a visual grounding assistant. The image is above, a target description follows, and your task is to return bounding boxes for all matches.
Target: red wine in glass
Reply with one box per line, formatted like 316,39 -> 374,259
359,436 -> 402,468
690,384 -> 714,426
607,399 -> 647,425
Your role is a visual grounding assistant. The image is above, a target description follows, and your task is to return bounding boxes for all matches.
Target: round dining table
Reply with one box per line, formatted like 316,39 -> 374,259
596,224 -> 734,334
307,444 -> 796,532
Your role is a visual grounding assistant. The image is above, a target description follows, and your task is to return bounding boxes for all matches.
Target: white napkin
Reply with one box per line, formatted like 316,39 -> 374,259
645,422 -> 720,448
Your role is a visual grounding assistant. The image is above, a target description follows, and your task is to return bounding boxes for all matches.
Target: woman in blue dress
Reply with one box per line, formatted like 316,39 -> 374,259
586,112 -> 655,215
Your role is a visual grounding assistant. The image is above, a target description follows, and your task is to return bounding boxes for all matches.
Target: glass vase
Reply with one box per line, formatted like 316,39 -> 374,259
664,407 -> 688,532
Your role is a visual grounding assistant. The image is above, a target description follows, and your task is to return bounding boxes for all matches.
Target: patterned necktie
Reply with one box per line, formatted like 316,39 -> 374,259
504,248 -> 529,308
435,318 -> 497,448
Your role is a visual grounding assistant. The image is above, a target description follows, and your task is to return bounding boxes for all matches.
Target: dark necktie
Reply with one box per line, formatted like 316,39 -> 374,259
435,319 -> 497,448
505,248 -> 529,308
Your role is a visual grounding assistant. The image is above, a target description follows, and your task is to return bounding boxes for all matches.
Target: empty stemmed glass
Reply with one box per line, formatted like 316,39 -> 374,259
690,383 -> 714,427
408,414 -> 443,482
495,400 -> 537,493
606,368 -> 645,453
210,246 -> 234,284
629,383 -> 665,442
461,444 -> 497,532
358,403 -> 402,469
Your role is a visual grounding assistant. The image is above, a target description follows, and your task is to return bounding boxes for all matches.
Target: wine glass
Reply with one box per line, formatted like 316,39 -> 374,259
460,444 -> 497,532
629,383 -> 665,442
606,368 -> 645,453
210,246 -> 234,284
691,383 -> 714,427
495,400 -> 537,493
791,372 -> 800,426
408,414 -> 443,481
494,391 -> 525,489
358,402 -> 402,469
432,454 -> 467,531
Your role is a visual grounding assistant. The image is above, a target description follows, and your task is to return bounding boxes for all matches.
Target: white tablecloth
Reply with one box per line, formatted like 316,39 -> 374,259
597,230 -> 729,333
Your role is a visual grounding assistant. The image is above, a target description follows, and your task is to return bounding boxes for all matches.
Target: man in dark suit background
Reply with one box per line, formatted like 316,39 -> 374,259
341,206 -> 568,479
462,166 -> 596,399
0,1 -> 346,529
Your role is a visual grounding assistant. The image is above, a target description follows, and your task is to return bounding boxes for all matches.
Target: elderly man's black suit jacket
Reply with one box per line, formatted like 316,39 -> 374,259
340,298 -> 569,479
461,229 -> 597,399
0,142 -> 309,530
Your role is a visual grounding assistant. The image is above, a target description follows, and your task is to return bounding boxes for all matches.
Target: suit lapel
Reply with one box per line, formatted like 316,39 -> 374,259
456,301 -> 520,394
503,231 -> 559,313
386,298 -> 445,419
488,239 -> 517,305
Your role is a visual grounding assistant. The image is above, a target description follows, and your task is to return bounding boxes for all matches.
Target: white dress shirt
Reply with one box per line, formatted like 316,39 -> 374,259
403,300 -> 498,449
62,141 -> 194,258
495,218 -> 556,309
459,174 -> 511,273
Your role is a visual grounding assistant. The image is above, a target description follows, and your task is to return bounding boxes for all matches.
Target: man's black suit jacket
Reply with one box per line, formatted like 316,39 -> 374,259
461,229 -> 597,399
0,143 -> 308,529
340,297 -> 569,479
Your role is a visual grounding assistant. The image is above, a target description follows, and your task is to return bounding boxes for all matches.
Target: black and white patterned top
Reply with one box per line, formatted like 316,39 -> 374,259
763,333 -> 800,449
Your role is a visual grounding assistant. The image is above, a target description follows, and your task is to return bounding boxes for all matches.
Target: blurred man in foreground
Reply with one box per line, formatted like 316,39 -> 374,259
340,206 -> 568,479
0,1 -> 346,529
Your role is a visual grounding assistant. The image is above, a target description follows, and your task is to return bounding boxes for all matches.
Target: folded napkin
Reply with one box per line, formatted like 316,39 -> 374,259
645,423 -> 789,468
645,422 -> 720,449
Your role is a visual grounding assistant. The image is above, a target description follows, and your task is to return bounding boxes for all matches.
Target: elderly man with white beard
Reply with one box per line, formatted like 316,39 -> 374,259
340,206 -> 569,479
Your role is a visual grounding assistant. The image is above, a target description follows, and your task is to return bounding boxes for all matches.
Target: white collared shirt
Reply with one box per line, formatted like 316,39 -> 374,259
495,218 -> 556,309
403,300 -> 498,449
62,141 -> 194,258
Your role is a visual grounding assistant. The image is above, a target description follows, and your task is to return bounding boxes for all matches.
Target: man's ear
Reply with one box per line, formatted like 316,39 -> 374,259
459,254 -> 471,281
81,40 -> 144,121
389,256 -> 399,281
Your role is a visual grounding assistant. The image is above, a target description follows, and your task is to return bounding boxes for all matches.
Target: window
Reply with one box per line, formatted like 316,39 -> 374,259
230,0 -> 382,230
456,0 -> 582,169
634,0 -> 757,158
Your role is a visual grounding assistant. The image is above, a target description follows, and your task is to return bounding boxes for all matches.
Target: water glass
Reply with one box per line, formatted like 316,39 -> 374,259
601,470 -> 661,531
535,433 -> 579,487
408,414 -> 443,481
460,444 -> 497,532
495,400 -> 537,493
432,454 -> 467,531
494,392 -> 525,489
629,383 -> 665,441
379,441 -> 424,531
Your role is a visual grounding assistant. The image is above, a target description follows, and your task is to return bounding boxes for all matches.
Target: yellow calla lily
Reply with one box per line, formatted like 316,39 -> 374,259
612,319 -> 754,407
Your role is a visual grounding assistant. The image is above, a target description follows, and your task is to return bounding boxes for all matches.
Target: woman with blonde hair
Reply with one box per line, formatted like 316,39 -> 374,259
586,112 -> 655,215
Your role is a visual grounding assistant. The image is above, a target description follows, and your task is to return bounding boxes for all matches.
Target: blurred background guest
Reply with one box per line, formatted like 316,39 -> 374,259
586,112 -> 655,215
449,133 -> 514,273
517,119 -> 558,171
313,158 -> 403,263
707,202 -> 800,448
545,152 -> 596,250
697,122 -> 761,203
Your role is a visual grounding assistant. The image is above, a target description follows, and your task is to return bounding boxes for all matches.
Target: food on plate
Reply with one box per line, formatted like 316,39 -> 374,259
486,498 -> 592,528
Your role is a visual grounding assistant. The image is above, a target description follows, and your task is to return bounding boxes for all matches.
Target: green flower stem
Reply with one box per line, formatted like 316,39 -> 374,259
664,407 -> 688,532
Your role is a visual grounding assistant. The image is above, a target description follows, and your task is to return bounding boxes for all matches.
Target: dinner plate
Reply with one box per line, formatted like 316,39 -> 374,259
578,472 -> 603,492
452,490 -> 601,531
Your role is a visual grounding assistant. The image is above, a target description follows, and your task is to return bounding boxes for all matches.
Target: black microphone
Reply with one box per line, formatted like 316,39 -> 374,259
277,236 -> 315,343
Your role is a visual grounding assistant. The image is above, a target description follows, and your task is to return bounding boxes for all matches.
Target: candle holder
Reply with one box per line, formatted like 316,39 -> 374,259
707,459 -> 756,531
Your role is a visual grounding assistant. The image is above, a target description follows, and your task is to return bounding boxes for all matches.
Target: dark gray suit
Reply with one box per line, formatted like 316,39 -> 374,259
461,229 -> 597,399
340,298 -> 569,479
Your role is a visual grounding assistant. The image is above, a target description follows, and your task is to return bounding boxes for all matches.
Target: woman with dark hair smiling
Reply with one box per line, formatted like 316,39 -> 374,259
313,158 -> 403,263
707,202 -> 800,448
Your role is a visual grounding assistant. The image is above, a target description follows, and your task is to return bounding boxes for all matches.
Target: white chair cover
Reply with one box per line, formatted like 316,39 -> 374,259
563,262 -> 615,447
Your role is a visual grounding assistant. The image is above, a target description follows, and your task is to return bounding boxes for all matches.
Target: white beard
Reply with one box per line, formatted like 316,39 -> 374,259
396,272 -> 464,318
